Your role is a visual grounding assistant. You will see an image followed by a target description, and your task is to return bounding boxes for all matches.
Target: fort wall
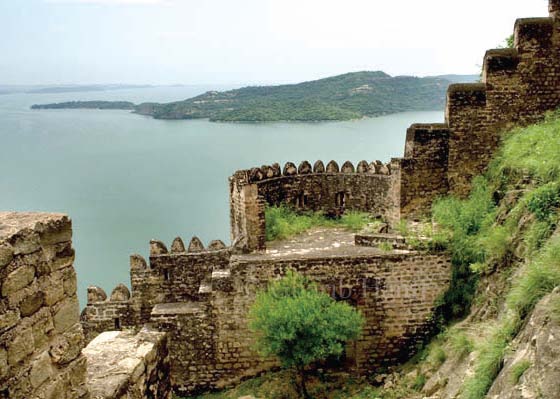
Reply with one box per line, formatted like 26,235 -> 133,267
0,212 -> 88,399
230,160 -> 395,251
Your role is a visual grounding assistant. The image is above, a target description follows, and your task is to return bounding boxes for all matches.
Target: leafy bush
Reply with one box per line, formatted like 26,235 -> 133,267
248,271 -> 364,398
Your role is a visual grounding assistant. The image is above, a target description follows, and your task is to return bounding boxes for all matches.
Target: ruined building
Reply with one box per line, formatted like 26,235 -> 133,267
2,1 -> 560,398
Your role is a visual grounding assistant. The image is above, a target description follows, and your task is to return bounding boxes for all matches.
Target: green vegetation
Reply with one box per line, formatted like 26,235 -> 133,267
265,205 -> 371,241
449,331 -> 473,359
510,360 -> 531,384
248,271 -> 364,398
424,110 -> 560,399
32,71 -> 458,122
31,100 -> 135,110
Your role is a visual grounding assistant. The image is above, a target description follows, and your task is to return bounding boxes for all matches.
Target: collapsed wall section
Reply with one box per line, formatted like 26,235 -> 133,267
0,212 -> 87,399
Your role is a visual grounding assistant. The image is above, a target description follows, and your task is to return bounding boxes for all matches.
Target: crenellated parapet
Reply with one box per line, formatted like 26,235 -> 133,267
80,235 -> 232,342
230,159 -> 395,251
399,0 -> 560,204
237,159 -> 392,185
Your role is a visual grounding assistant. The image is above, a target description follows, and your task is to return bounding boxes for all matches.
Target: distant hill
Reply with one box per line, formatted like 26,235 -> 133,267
134,71 -> 450,121
31,101 -> 135,110
31,71 -> 464,122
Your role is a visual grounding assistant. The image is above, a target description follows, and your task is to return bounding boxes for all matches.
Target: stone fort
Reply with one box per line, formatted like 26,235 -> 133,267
2,2 -> 560,398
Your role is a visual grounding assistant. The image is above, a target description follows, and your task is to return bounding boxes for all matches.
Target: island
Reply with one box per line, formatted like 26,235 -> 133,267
31,71 -> 478,122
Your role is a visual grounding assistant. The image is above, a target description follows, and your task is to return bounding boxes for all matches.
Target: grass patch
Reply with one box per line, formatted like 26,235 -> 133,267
510,360 -> 531,384
265,205 -> 372,241
449,331 -> 474,359
411,374 -> 427,391
461,236 -> 560,399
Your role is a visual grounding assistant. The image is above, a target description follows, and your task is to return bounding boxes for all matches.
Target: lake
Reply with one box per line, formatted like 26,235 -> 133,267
0,86 -> 443,307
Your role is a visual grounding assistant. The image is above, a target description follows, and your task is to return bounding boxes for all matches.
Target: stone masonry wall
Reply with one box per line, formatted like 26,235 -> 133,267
83,329 -> 171,399
160,251 -> 451,394
0,212 -> 88,399
230,160 -> 394,251
81,236 -> 231,343
395,1 -> 560,213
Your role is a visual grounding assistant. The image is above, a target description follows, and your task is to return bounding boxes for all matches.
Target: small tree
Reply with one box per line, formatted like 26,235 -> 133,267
248,271 -> 364,398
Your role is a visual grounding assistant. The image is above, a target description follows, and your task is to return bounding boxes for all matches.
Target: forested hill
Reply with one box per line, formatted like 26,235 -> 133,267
134,71 -> 450,121
31,71 -> 476,122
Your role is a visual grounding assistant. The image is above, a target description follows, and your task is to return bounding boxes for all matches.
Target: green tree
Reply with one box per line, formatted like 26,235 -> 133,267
248,271 -> 364,398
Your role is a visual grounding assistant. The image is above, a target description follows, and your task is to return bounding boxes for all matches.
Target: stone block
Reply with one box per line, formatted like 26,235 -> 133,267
8,327 -> 34,365
20,291 -> 44,317
53,297 -> 79,333
30,351 -> 54,388
0,243 -> 14,268
1,265 -> 35,297
0,309 -> 20,333
50,324 -> 85,365
43,278 -> 65,306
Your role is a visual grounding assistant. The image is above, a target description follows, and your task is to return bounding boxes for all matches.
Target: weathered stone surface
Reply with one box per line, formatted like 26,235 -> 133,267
313,160 -> 325,173
129,254 -> 147,270
20,291 -> 44,317
0,309 -> 20,332
282,162 -> 297,176
0,212 -> 87,399
326,160 -> 339,173
43,278 -> 65,306
341,160 -> 355,173
208,240 -> 226,251
298,161 -> 312,174
149,239 -> 168,256
8,327 -> 34,365
53,297 -> 79,333
2,265 -> 35,297
87,286 -> 107,304
50,324 -> 84,365
170,237 -> 186,253
487,291 -> 560,399
83,329 -> 170,399
30,351 -> 54,388
0,243 -> 14,268
110,283 -> 130,302
0,349 -> 8,379
188,237 -> 205,252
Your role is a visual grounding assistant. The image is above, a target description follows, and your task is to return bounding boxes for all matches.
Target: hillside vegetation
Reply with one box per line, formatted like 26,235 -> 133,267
30,71 -> 474,122
183,110 -> 560,399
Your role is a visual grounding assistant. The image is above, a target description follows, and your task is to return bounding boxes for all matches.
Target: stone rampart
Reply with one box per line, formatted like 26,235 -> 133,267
0,212 -> 88,399
230,160 -> 394,251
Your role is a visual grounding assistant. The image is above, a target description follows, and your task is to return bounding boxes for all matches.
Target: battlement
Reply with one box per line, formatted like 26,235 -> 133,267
234,159 -> 393,186
514,18 -> 554,51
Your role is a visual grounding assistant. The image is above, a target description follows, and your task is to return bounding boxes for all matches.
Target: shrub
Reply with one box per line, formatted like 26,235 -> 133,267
248,271 -> 364,398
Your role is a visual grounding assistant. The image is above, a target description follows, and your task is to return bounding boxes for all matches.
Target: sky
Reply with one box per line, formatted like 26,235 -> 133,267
0,0 -> 549,86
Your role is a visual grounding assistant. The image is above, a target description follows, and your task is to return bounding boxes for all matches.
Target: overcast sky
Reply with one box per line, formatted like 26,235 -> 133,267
0,0 -> 549,85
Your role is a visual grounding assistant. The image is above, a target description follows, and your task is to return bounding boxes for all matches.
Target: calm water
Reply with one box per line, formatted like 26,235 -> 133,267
0,86 -> 443,307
